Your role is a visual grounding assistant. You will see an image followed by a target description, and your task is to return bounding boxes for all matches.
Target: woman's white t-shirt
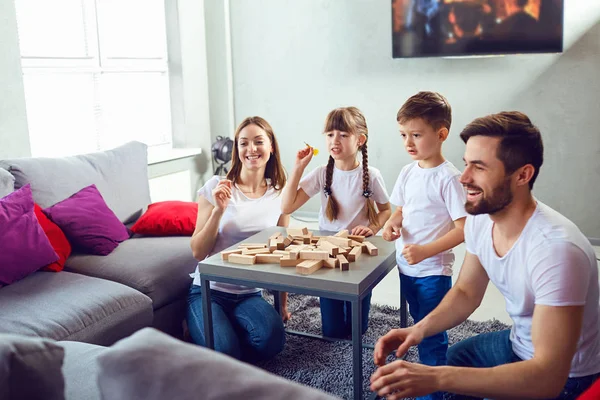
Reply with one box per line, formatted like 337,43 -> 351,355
299,163 -> 389,232
465,201 -> 600,377
190,176 -> 283,294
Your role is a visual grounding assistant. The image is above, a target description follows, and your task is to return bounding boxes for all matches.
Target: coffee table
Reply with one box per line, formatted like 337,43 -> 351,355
197,227 -> 405,400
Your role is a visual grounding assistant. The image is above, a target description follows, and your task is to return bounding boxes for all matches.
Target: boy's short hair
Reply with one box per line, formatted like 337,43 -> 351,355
397,91 -> 452,131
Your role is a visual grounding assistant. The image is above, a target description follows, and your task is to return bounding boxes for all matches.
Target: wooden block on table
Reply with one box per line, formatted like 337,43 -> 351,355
289,245 -> 307,260
347,246 -> 362,262
363,241 -> 378,256
334,229 -> 349,238
276,236 -> 286,250
347,234 -> 365,242
280,257 -> 303,267
242,247 -> 270,256
350,240 -> 363,247
317,240 -> 339,256
272,250 -> 290,256
286,227 -> 309,237
256,253 -> 284,264
302,233 -> 313,244
296,259 -> 323,275
323,236 -> 351,247
283,235 -> 294,247
299,250 -> 329,260
239,243 -> 267,248
269,239 -> 278,252
228,254 -> 256,265
292,239 -> 304,245
336,254 -> 350,271
220,249 -> 243,261
323,257 -> 338,269
269,232 -> 282,240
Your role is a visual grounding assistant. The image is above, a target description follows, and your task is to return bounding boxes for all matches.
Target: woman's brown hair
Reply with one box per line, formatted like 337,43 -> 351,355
226,116 -> 286,191
323,107 -> 378,227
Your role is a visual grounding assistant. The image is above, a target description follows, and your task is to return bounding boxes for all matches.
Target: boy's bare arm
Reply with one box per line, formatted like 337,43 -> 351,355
382,206 -> 402,241
369,202 -> 392,234
402,217 -> 465,265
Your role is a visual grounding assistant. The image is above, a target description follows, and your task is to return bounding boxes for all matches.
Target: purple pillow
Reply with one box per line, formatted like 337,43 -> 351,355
43,184 -> 130,256
0,185 -> 59,285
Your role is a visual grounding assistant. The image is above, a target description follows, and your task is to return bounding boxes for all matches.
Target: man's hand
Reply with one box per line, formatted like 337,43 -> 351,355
402,244 -> 428,265
382,220 -> 401,242
373,327 -> 424,366
351,225 -> 374,237
370,360 -> 440,399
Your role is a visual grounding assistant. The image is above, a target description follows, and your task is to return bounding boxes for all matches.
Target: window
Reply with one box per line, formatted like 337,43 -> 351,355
15,0 -> 172,157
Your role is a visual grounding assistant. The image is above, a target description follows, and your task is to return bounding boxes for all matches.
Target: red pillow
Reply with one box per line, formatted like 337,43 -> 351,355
34,204 -> 72,272
578,377 -> 600,400
131,201 -> 198,236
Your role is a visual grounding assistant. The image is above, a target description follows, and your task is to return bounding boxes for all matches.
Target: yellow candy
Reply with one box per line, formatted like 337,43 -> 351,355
304,142 -> 319,156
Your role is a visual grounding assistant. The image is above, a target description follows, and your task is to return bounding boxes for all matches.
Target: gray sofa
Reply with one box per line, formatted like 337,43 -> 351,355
0,141 -> 198,345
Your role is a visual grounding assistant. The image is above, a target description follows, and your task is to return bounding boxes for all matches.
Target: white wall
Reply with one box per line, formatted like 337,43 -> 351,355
0,0 -> 30,159
228,0 -> 600,239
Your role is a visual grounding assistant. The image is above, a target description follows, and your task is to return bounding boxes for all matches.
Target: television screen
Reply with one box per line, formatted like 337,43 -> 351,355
392,0 -> 564,58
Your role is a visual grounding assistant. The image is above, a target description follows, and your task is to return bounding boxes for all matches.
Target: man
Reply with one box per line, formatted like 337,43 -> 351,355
370,111 -> 600,399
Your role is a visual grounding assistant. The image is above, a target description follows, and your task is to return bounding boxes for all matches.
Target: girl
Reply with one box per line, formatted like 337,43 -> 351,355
188,116 -> 290,361
281,107 -> 391,338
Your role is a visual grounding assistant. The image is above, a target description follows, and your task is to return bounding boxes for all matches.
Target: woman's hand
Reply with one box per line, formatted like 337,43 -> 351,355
212,180 -> 232,211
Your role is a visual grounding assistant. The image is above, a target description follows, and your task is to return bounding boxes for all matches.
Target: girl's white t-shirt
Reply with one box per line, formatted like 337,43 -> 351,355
299,164 -> 389,232
390,161 -> 467,277
465,201 -> 600,377
190,176 -> 283,294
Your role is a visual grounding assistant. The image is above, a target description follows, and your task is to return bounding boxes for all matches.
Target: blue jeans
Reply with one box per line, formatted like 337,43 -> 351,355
186,284 -> 285,362
320,292 -> 372,339
447,329 -> 600,400
400,273 -> 452,400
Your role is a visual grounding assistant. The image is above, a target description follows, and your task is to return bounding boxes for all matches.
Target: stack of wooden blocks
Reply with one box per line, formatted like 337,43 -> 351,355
220,228 -> 378,275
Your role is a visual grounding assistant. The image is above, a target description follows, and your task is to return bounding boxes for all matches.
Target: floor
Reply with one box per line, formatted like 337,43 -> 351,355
289,215 -> 600,325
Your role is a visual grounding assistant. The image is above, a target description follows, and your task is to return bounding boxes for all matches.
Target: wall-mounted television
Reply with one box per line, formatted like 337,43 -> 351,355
392,0 -> 564,58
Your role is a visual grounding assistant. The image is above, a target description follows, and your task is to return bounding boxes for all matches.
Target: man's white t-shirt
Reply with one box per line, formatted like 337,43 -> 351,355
299,164 -> 389,232
390,161 -> 467,277
465,201 -> 600,377
190,176 -> 283,294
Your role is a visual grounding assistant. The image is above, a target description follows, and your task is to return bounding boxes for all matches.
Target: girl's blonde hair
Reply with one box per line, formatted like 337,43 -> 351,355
226,116 -> 286,191
323,107 -> 378,227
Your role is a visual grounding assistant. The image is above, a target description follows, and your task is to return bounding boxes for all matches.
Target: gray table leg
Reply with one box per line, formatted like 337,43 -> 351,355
352,297 -> 363,400
400,291 -> 408,328
201,276 -> 214,349
272,290 -> 282,315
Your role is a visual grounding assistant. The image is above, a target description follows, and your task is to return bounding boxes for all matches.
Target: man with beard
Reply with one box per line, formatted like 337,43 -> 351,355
370,111 -> 600,399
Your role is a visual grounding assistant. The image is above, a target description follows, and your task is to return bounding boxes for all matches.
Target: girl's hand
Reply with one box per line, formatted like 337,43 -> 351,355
281,307 -> 292,323
212,180 -> 232,211
295,146 -> 314,170
351,225 -> 374,237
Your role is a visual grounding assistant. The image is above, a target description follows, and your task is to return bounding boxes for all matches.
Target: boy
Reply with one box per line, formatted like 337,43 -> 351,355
382,91 -> 467,400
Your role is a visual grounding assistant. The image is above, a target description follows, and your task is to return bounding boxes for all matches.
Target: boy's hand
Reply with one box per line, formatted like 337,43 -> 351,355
402,244 -> 428,265
351,225 -> 373,237
212,180 -> 232,211
382,220 -> 401,241
295,146 -> 314,170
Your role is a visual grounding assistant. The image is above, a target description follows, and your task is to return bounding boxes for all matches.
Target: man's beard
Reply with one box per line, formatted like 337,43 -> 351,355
465,177 -> 513,215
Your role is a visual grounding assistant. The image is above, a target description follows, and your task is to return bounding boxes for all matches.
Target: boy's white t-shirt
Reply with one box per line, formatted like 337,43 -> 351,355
299,164 -> 390,232
465,201 -> 600,377
390,160 -> 467,277
190,176 -> 283,294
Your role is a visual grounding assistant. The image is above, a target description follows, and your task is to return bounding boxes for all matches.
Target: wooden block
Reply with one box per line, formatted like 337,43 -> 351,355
276,236 -> 286,250
292,239 -> 304,245
220,249 -> 243,261
337,254 -> 350,271
363,241 -> 378,256
350,240 -> 363,247
280,257 -> 303,267
269,239 -> 278,252
347,234 -> 365,242
286,227 -> 309,236
296,259 -> 323,275
334,229 -> 349,238
302,233 -> 313,244
272,250 -> 290,256
228,254 -> 256,265
239,243 -> 267,248
269,232 -> 282,240
317,240 -> 339,256
348,246 -> 362,262
283,235 -> 294,247
242,247 -> 270,256
323,257 -> 338,269
256,253 -> 284,264
323,236 -> 351,247
289,245 -> 307,260
299,250 -> 330,260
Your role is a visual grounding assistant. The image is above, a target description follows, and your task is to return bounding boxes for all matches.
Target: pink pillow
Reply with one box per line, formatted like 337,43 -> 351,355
0,185 -> 59,286
43,184 -> 130,256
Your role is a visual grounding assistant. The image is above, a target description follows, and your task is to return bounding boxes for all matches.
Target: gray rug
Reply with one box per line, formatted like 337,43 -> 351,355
258,292 -> 510,400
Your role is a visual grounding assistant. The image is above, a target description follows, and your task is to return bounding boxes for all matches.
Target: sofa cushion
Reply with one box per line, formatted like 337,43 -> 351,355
65,236 -> 198,309
0,333 -> 65,400
97,328 -> 338,400
44,184 -> 130,256
131,200 -> 198,236
0,167 -> 14,198
0,185 -> 59,286
0,141 -> 151,224
60,341 -> 105,400
0,271 -> 153,346
34,204 -> 72,272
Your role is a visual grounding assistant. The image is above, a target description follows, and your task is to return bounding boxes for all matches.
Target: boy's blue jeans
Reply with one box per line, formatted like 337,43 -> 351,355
186,284 -> 285,362
400,272 -> 452,400
447,329 -> 600,399
320,292 -> 372,339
